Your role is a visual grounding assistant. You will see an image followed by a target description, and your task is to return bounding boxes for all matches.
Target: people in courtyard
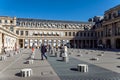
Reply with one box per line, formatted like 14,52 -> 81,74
40,44 -> 47,60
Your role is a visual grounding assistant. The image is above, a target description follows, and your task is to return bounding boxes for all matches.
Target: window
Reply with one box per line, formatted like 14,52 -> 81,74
76,32 -> 79,36
98,32 -> 100,37
73,32 -> 75,36
5,20 -> 7,23
118,27 -> 120,35
95,32 -> 97,37
118,10 -> 120,16
21,31 -> 24,35
10,20 -> 13,24
65,32 -> 67,36
108,29 -> 111,36
80,32 -> 82,37
65,24 -> 67,28
101,31 -> 103,37
91,32 -> 93,37
84,32 -> 86,37
16,30 -> 19,35
10,26 -> 14,32
108,13 -> 111,19
87,32 -> 89,37
69,32 -> 71,36
25,31 -> 28,36
0,20 -> 1,23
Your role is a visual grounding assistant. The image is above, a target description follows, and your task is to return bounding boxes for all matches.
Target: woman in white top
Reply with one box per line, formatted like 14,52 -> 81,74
63,44 -> 68,57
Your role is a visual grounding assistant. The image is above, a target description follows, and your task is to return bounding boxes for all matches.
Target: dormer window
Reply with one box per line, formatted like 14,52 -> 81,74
108,13 -> 111,19
118,10 -> 120,16
113,13 -> 117,18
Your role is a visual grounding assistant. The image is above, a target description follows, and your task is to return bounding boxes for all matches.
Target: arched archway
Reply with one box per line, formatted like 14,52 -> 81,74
116,38 -> 120,49
106,39 -> 111,48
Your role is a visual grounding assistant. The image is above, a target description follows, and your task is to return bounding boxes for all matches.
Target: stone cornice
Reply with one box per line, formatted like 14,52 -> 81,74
102,17 -> 120,25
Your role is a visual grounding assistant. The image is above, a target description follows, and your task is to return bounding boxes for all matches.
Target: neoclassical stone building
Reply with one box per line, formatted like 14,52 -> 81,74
16,18 -> 95,49
0,5 -> 120,54
94,4 -> 120,49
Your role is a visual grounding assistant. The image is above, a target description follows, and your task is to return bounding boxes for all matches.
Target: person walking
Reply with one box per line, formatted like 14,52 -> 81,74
48,44 -> 51,54
59,44 -> 64,57
31,43 -> 35,59
40,44 -> 47,60
32,43 -> 35,53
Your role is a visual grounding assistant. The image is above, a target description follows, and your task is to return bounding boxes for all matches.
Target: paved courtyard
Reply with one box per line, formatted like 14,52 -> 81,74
0,48 -> 120,80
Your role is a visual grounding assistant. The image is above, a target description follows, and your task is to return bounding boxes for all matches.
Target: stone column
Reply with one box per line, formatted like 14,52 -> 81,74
28,39 -> 30,48
74,39 -> 75,48
77,40 -> 79,48
85,40 -> 87,48
93,40 -> 94,48
89,40 -> 91,48
81,40 -> 83,48
23,39 -> 25,48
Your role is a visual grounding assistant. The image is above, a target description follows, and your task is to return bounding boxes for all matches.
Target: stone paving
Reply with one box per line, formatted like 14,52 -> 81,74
0,49 -> 60,80
48,56 -> 120,80
0,48 -> 120,80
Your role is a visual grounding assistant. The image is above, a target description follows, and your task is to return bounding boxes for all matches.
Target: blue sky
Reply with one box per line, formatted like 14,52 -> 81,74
0,0 -> 120,21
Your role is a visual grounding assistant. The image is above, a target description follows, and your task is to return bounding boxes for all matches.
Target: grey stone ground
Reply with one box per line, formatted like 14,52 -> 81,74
0,49 -> 60,80
0,48 -> 120,80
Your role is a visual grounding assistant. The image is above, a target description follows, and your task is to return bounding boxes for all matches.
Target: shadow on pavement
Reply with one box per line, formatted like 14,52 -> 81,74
70,68 -> 78,71
15,72 -> 21,77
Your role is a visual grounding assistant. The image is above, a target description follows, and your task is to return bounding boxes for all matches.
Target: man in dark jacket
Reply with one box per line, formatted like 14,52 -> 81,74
40,44 -> 47,60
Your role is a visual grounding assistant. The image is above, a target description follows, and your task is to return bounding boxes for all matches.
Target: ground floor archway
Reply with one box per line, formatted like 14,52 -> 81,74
106,39 -> 111,48
116,38 -> 120,49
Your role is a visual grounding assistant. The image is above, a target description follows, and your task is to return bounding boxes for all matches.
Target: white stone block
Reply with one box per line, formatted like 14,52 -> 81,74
62,57 -> 69,62
77,64 -> 88,72
21,68 -> 32,77
97,54 -> 103,56
0,55 -> 6,60
27,60 -> 34,64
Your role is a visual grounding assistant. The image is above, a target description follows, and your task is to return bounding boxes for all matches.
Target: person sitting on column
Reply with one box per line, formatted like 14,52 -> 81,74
62,44 -> 68,58
40,43 -> 47,60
